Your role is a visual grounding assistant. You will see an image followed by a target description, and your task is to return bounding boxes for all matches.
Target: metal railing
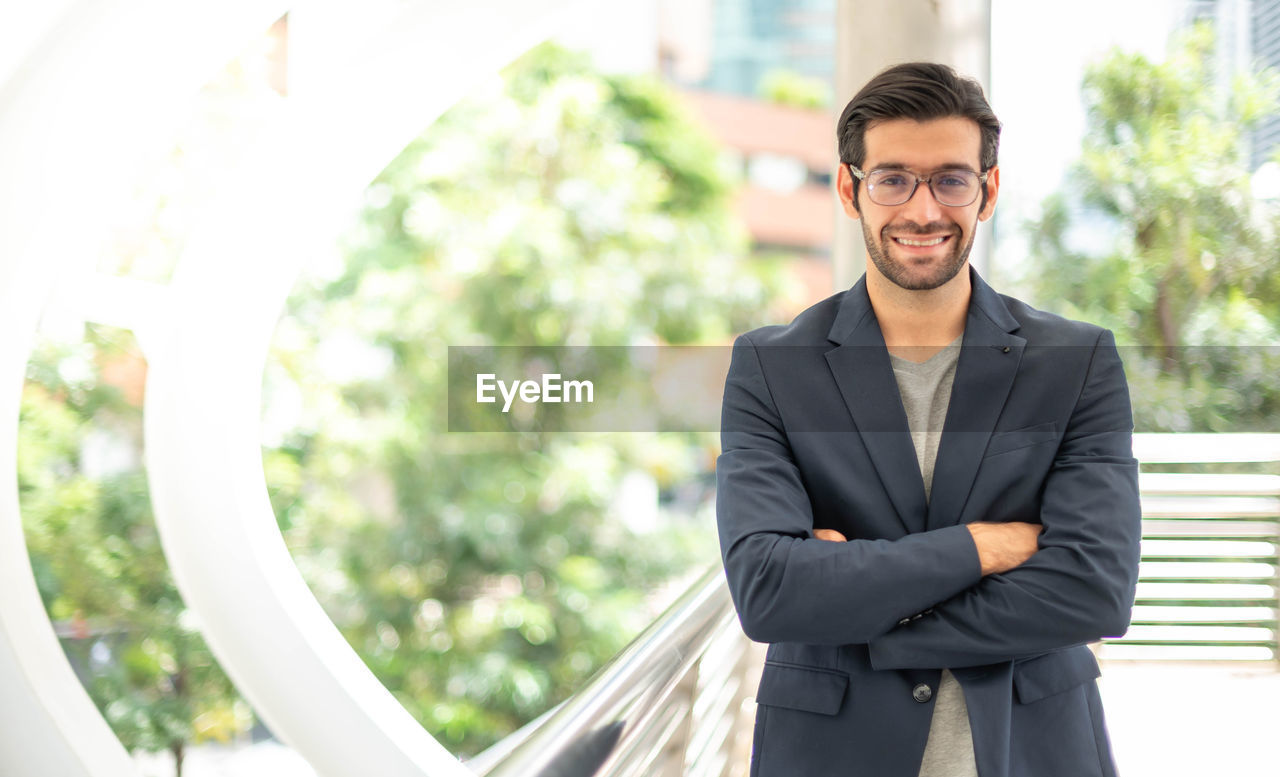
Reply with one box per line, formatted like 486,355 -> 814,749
468,566 -> 760,777
474,434 -> 1280,777
1101,434 -> 1280,662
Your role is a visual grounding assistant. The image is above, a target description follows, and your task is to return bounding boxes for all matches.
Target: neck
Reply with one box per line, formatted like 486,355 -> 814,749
866,264 -> 970,362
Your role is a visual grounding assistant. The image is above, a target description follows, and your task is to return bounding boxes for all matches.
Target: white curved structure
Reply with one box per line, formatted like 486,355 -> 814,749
0,3 -> 581,775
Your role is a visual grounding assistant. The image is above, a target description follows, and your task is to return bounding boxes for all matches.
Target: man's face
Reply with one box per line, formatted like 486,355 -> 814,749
838,117 -> 998,291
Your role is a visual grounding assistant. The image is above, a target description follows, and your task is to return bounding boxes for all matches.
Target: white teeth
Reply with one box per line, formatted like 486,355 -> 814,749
895,236 -> 946,246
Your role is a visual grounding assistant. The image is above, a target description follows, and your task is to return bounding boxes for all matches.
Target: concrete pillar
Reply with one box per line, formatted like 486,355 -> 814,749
832,0 -> 993,291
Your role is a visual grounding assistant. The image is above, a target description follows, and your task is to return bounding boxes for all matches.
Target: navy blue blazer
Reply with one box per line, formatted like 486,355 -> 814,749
716,269 -> 1141,777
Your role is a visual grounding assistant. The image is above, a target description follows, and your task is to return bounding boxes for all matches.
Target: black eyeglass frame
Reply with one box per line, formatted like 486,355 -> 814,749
847,164 -> 990,207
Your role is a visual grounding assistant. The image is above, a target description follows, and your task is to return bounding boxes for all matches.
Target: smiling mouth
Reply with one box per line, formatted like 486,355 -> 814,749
892,235 -> 950,247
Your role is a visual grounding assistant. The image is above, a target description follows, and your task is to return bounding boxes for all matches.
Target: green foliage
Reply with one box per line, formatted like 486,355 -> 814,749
759,69 -> 831,110
19,329 -> 248,775
267,43 -> 776,756
1022,22 -> 1280,432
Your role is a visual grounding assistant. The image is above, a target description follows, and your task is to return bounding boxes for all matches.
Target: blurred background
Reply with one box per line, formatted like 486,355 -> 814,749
5,1 -> 1280,775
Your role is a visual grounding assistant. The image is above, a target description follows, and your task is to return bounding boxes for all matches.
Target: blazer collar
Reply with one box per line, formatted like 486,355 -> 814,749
823,267 -> 1026,534
826,266 -> 1020,346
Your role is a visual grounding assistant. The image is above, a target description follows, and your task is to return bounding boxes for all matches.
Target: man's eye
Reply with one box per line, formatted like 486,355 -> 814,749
936,173 -> 972,188
876,174 -> 909,187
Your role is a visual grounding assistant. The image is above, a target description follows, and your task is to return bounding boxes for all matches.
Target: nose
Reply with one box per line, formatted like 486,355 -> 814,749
899,177 -> 945,224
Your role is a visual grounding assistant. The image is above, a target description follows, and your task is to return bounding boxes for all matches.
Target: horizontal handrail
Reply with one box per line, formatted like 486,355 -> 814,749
1103,434 -> 1280,663
1132,433 -> 1280,463
469,565 -> 740,777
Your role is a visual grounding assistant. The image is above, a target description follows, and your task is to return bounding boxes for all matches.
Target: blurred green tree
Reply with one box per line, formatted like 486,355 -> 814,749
1022,22 -> 1280,432
266,43 -> 778,756
759,69 -> 831,110
20,330 -> 249,777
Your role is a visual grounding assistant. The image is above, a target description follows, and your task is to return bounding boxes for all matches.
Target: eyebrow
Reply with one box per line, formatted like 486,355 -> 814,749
866,161 -> 980,173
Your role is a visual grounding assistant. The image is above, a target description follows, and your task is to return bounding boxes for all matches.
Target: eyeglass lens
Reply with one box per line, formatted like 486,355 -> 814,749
868,170 -> 980,206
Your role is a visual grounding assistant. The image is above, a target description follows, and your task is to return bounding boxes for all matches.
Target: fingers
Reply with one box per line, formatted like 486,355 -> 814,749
814,528 -> 848,542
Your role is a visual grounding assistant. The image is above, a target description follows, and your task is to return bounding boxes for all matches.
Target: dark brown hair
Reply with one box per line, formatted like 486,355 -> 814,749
837,63 -> 1001,207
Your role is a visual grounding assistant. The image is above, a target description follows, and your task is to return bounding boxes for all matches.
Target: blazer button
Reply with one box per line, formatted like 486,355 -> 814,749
912,683 -> 933,703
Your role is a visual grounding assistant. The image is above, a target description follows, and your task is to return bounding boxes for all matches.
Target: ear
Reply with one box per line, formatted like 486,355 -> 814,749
977,165 -> 1000,222
836,164 -> 861,220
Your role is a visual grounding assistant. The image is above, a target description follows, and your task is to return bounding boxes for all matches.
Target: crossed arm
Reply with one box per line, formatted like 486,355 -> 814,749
816,523 -> 1042,578
716,331 -> 1141,668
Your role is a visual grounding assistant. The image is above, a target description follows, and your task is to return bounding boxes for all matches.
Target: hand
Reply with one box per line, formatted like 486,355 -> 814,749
814,528 -> 847,542
966,522 -> 1043,576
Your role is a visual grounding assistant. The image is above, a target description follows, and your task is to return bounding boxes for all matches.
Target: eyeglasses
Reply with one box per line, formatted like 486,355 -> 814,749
848,165 -> 988,207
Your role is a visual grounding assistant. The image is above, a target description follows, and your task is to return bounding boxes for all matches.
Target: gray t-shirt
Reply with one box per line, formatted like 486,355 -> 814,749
889,337 -> 979,777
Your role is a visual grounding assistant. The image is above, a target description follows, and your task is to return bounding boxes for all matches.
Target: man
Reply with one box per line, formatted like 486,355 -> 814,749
715,62 -> 1141,777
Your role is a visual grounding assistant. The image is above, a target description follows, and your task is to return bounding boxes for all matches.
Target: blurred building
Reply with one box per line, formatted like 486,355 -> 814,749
1251,0 -> 1280,168
652,0 -> 840,310
677,89 -> 837,309
656,0 -> 836,97
701,0 -> 835,98
1183,0 -> 1280,169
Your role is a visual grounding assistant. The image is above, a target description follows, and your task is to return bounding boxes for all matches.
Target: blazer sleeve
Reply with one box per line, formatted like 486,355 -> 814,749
717,333 -> 984,645
868,330 -> 1142,670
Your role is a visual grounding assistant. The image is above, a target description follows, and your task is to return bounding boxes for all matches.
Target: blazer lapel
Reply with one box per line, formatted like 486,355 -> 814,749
925,271 -> 1027,531
825,278 -> 929,535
